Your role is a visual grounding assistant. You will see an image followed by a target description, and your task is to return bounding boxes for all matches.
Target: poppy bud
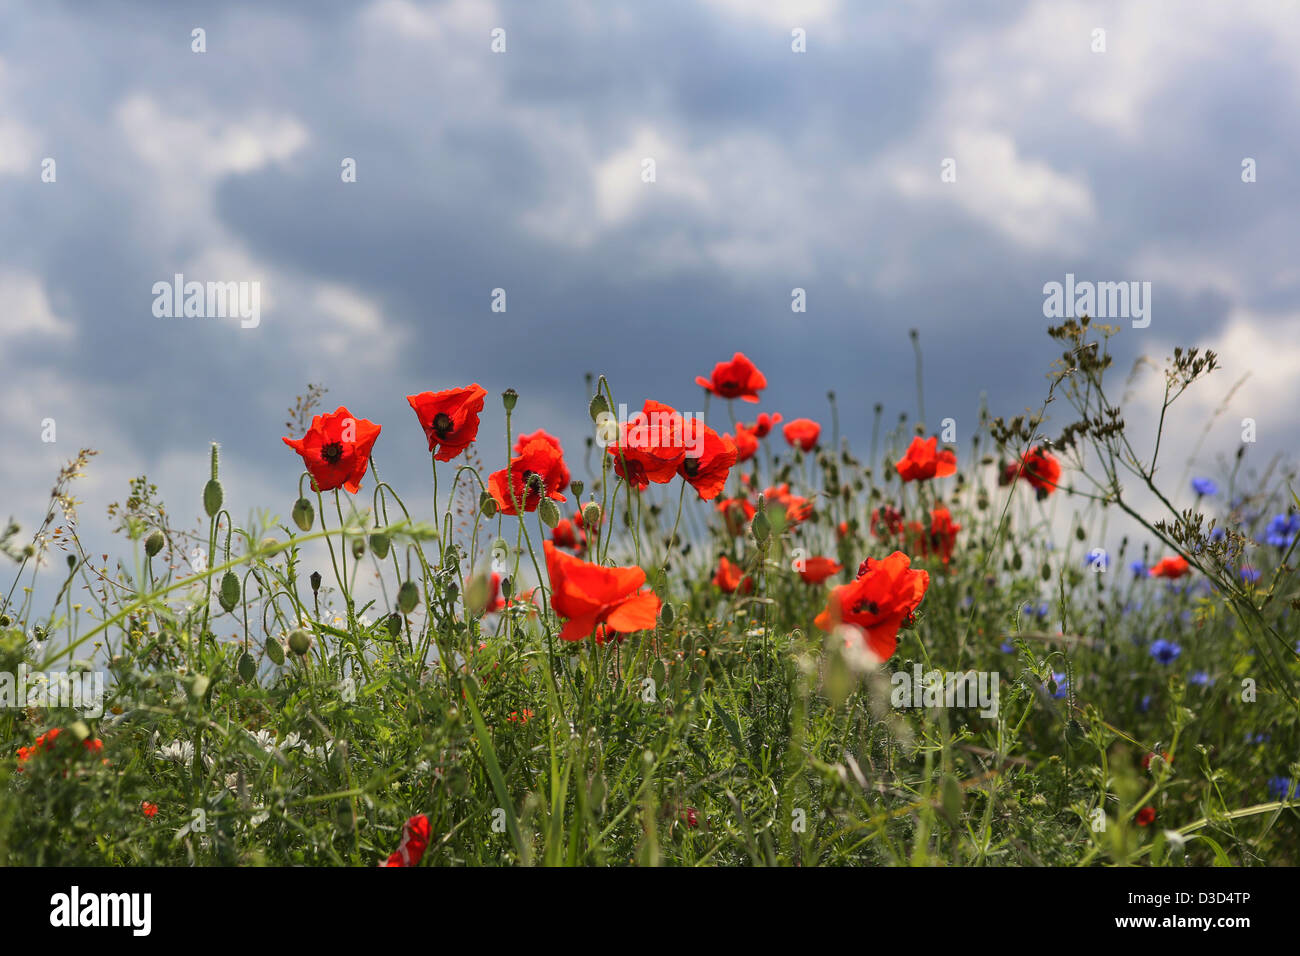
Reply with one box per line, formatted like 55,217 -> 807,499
752,511 -> 771,544
500,575 -> 514,600
238,652 -> 256,683
292,497 -> 314,532
351,538 -> 365,560
385,612 -> 402,637
582,502 -> 602,530
265,636 -> 285,665
219,571 -> 240,612
310,571 -> 322,592
502,388 -> 518,411
480,493 -> 498,518
370,532 -> 390,559
203,479 -> 223,518
539,497 -> 560,529
569,480 -> 584,499
659,602 -> 675,626
145,531 -> 165,558
588,393 -> 609,422
288,628 -> 313,656
1041,561 -> 1052,582
397,580 -> 419,614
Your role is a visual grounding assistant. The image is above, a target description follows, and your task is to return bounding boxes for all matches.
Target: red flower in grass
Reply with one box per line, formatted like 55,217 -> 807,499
895,436 -> 957,482
1135,806 -> 1156,827
798,557 -> 843,584
716,496 -> 756,536
782,418 -> 821,452
141,801 -> 158,818
912,506 -> 961,564
730,423 -> 760,463
749,412 -> 783,438
695,352 -> 767,403
815,551 -> 929,662
1006,446 -> 1062,496
283,406 -> 382,494
489,438 -> 569,515
713,555 -> 753,594
406,384 -> 487,462
552,518 -> 582,552
544,541 -> 661,642
384,814 -> 432,867
513,429 -> 570,492
678,420 -> 737,501
608,400 -> 688,489
871,505 -> 905,539
1149,555 -> 1190,579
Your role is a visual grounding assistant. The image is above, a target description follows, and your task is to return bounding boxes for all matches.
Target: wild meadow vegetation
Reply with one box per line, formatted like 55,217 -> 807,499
2,317 -> 1297,866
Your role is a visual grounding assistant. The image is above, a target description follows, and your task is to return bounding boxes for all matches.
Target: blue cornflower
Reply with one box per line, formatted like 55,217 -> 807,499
1191,477 -> 1218,496
1265,513 -> 1300,549
1209,527 -> 1226,543
1188,670 -> 1212,686
1085,549 -> 1109,571
1138,694 -> 1152,713
1246,732 -> 1270,745
1150,639 -> 1182,664
1240,566 -> 1261,584
1129,560 -> 1146,578
1268,777 -> 1297,800
1000,641 -> 1014,654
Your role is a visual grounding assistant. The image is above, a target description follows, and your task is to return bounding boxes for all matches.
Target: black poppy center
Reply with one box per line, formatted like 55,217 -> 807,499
853,600 -> 881,616
432,412 -> 453,438
523,470 -> 543,495
683,457 -> 700,476
321,442 -> 344,464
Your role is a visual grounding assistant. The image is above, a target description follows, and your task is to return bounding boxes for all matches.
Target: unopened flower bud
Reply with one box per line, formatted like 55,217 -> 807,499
292,497 -> 314,532
369,532 -> 390,559
288,629 -> 313,656
582,502 -> 602,530
203,478 -> 223,518
539,497 -> 561,529
588,393 -> 609,422
397,580 -> 419,614
569,480 -> 584,499
219,571 -> 240,612
351,537 -> 365,560
265,636 -> 285,665
310,571 -> 322,592
480,492 -> 498,518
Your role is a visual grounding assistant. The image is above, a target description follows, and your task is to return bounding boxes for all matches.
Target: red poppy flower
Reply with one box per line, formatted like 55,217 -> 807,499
716,496 -> 756,536
784,495 -> 814,525
1135,806 -> 1156,827
552,519 -> 580,550
871,505 -> 905,539
783,418 -> 821,452
713,555 -> 754,594
695,352 -> 767,403
608,400 -> 687,489
836,520 -> 851,540
895,436 -> 957,482
384,814 -> 432,867
749,412 -> 782,438
543,541 -> 661,642
917,506 -> 961,564
731,423 -> 759,463
678,420 -> 737,501
489,438 -> 569,515
799,557 -> 843,584
406,384 -> 487,462
283,406 -> 382,494
141,801 -> 158,818
513,429 -> 570,492
1149,555 -> 1190,579
815,550 -> 929,661
1006,446 -> 1062,496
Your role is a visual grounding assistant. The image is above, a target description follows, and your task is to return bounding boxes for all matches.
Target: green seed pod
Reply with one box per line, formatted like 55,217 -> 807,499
237,652 -> 256,683
219,571 -> 240,612
581,502 -> 602,530
144,530 -> 165,558
539,496 -> 560,529
385,612 -> 402,637
569,480 -> 584,499
659,602 -> 675,626
397,580 -> 419,615
351,537 -> 365,560
203,478 -> 224,518
310,571 -> 322,592
292,497 -> 314,532
265,636 -> 285,665
370,532 -> 390,559
288,628 -> 312,656
502,388 -> 518,411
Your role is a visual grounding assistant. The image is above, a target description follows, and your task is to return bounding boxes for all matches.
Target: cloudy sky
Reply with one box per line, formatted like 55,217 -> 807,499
2,0 -> 1298,568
